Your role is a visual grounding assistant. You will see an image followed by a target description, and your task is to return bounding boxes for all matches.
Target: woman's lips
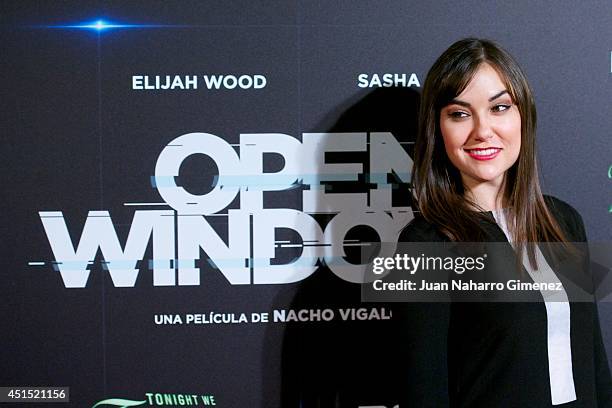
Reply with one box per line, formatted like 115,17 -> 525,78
464,147 -> 502,161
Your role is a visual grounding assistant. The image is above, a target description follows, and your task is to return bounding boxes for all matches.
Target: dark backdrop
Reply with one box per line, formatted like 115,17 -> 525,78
1,1 -> 610,407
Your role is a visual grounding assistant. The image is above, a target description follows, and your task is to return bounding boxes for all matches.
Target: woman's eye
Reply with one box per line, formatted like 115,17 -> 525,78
492,104 -> 511,113
448,111 -> 469,119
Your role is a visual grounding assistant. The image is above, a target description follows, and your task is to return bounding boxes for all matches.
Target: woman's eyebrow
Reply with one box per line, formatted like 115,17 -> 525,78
488,89 -> 509,101
449,89 -> 509,107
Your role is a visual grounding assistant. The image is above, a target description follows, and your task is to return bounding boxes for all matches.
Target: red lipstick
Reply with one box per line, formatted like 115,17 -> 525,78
464,147 -> 501,161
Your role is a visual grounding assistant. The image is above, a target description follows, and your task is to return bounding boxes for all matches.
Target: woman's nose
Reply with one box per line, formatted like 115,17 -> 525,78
472,114 -> 494,140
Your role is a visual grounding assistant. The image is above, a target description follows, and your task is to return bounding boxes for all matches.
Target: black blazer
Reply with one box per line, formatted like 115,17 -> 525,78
397,196 -> 612,407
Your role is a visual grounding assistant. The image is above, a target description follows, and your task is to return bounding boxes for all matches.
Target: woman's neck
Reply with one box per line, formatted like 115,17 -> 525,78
462,176 -> 505,211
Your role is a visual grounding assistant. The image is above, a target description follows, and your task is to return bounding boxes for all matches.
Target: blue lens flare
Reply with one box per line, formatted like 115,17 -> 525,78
40,19 -> 175,32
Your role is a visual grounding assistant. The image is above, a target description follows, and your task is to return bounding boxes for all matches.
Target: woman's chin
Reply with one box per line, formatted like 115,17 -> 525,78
461,169 -> 506,186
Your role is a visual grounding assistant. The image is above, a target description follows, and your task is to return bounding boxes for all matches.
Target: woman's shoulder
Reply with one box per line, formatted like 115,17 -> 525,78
398,214 -> 447,242
399,196 -> 587,243
542,195 -> 587,242
543,195 -> 580,218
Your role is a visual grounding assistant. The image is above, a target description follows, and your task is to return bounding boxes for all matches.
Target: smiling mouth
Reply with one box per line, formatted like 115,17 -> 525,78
464,147 -> 502,160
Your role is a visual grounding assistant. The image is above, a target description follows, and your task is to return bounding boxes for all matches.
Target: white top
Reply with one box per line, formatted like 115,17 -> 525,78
492,209 -> 577,405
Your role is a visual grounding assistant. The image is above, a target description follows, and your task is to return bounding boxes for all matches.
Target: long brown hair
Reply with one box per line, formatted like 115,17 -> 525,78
412,38 -> 568,267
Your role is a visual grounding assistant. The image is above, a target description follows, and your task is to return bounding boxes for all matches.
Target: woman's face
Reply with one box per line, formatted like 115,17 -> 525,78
439,63 -> 521,191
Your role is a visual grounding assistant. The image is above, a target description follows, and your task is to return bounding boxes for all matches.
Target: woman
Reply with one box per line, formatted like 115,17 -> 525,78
400,38 -> 611,406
